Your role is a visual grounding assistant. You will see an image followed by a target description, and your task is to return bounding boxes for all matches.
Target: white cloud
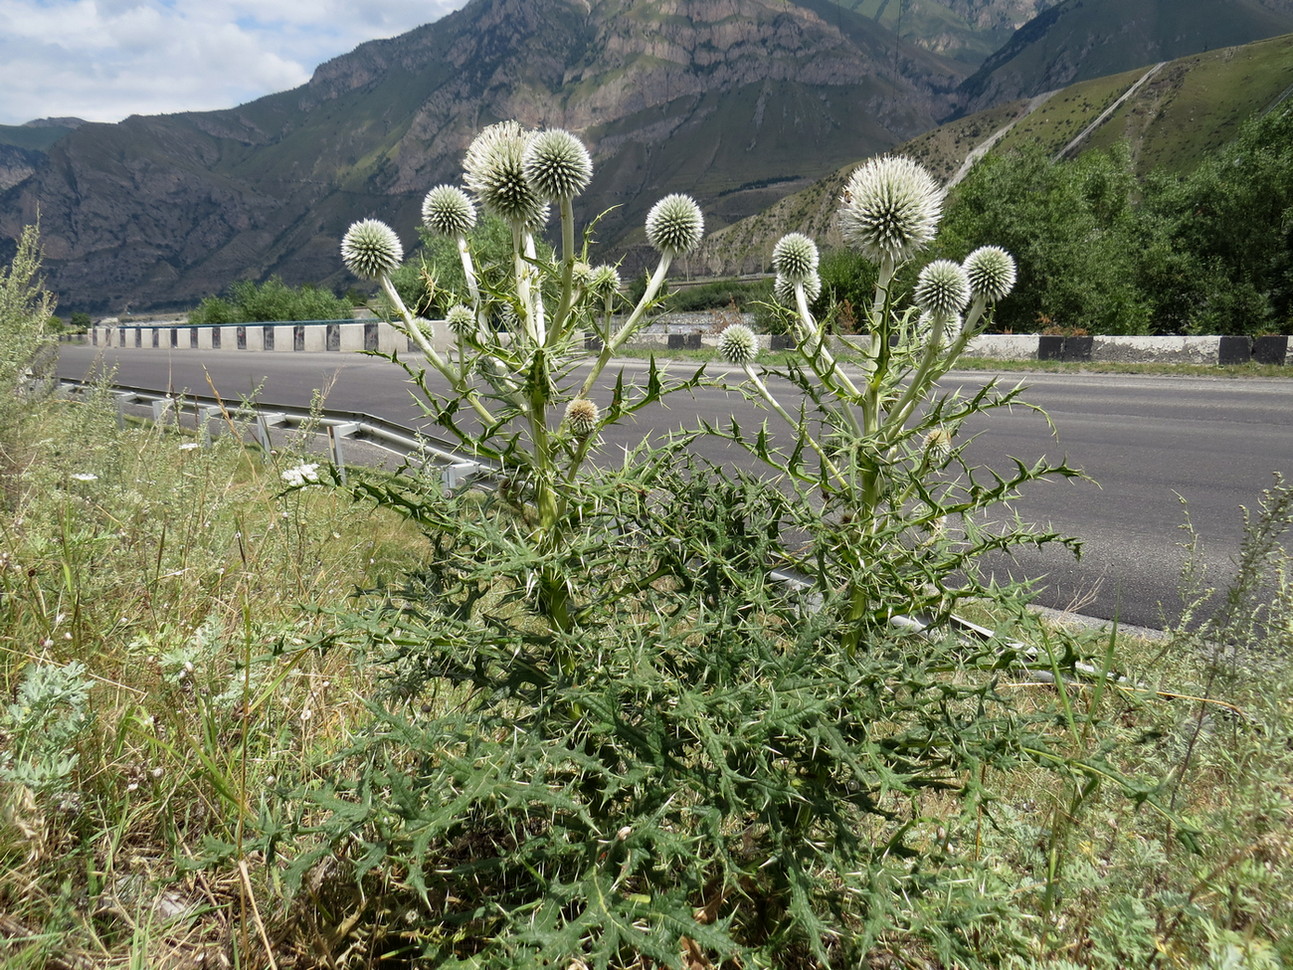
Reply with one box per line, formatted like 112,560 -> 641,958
0,0 -> 469,126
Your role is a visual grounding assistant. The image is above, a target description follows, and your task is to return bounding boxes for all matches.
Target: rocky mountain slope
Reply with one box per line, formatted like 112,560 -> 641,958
697,30 -> 1293,274
956,0 -> 1293,114
0,0 -> 964,314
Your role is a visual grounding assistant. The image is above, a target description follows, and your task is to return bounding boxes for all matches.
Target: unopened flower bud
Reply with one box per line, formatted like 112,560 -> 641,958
645,194 -> 704,256
963,246 -> 1017,302
522,128 -> 593,200
341,219 -> 403,279
915,259 -> 971,320
446,304 -> 475,335
772,233 -> 819,283
564,398 -> 600,438
718,324 -> 758,365
422,185 -> 477,237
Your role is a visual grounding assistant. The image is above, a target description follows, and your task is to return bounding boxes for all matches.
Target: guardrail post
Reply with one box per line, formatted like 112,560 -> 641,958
255,412 -> 286,460
200,406 -> 223,445
327,422 -> 360,483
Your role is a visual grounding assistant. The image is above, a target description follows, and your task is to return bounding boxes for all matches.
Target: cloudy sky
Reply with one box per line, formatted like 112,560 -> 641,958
0,0 -> 472,127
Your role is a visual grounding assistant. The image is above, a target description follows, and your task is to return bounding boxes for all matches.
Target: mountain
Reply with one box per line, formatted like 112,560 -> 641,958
956,0 -> 1293,114
0,0 -> 965,315
827,0 -> 1066,65
695,30 -> 1293,274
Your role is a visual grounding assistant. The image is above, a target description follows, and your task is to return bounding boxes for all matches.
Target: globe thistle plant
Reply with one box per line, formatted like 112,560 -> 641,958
422,185 -> 477,237
446,304 -> 475,336
718,324 -> 758,365
772,233 -> 819,284
645,194 -> 705,257
914,260 -> 971,322
838,155 -> 943,266
774,271 -> 821,307
563,398 -> 600,438
522,128 -> 593,201
963,246 -> 1017,303
341,219 -> 403,280
588,265 -> 621,300
463,121 -> 549,229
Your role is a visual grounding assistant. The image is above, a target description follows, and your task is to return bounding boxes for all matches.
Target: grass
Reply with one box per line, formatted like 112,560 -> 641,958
2,376 -> 1291,967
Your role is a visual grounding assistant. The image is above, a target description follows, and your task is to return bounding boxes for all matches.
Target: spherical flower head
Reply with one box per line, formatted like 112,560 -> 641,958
839,155 -> 944,264
422,185 -> 477,237
564,398 -> 600,438
915,259 -> 971,320
924,427 -> 953,465
645,194 -> 704,256
341,219 -> 403,280
772,233 -> 819,283
774,271 -> 821,307
718,323 -> 758,365
522,128 -> 593,201
963,246 -> 1017,302
589,264 -> 622,299
463,121 -> 548,229
446,304 -> 475,335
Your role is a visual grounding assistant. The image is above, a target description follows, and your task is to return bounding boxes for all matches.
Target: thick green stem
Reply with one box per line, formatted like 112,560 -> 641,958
577,253 -> 672,400
740,363 -> 848,491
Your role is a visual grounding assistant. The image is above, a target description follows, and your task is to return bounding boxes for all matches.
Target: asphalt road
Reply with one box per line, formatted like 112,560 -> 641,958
58,345 -> 1293,631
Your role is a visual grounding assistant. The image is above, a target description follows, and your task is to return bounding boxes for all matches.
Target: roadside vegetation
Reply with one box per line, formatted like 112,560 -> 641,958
188,277 -> 354,325
4,118 -> 1292,970
818,104 -> 1293,338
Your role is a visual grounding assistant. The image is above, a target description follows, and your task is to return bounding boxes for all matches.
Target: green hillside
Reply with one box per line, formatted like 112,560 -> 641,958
699,31 -> 1293,273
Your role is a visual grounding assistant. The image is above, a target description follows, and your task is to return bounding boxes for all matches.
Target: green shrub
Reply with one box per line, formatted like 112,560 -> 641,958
188,275 -> 352,324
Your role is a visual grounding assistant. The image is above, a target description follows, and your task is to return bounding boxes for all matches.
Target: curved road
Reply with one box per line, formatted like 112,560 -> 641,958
58,345 -> 1293,631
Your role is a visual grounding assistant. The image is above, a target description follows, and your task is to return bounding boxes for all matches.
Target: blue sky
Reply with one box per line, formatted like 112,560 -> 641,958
0,0 -> 470,126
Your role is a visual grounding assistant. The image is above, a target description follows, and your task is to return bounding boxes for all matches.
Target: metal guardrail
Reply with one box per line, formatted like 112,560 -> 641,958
58,378 -> 490,489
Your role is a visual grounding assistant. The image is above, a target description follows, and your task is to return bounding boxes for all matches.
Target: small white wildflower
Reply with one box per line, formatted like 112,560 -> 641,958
718,324 -> 758,365
179,442 -> 201,451
645,194 -> 704,256
281,462 -> 322,488
839,155 -> 944,264
71,472 -> 98,482
341,219 -> 403,279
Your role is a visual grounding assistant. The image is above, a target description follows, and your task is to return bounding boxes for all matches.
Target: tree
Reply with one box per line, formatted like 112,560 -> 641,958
937,145 -> 1152,334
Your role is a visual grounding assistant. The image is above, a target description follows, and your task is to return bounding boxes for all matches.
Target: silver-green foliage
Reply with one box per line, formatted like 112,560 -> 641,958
0,660 -> 93,797
0,225 -> 56,417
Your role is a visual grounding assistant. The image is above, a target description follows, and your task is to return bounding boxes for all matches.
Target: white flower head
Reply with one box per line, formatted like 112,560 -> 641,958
914,259 -> 971,320
839,156 -> 944,264
771,233 -> 819,284
463,121 -> 549,229
774,271 -> 822,307
71,472 -> 98,482
341,219 -> 403,280
645,194 -> 704,256
281,462 -> 322,488
718,324 -> 758,365
421,185 -> 477,237
564,398 -> 600,438
963,246 -> 1017,302
446,304 -> 475,335
522,128 -> 593,201
589,264 -> 622,299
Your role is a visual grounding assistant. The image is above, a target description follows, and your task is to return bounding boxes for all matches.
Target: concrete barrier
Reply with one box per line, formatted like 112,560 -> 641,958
86,322 -> 1291,366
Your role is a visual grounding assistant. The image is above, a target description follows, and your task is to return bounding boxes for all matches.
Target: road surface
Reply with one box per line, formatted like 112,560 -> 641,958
58,345 -> 1293,631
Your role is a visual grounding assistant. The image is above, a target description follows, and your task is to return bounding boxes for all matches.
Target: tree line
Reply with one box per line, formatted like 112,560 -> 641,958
823,103 -> 1293,336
